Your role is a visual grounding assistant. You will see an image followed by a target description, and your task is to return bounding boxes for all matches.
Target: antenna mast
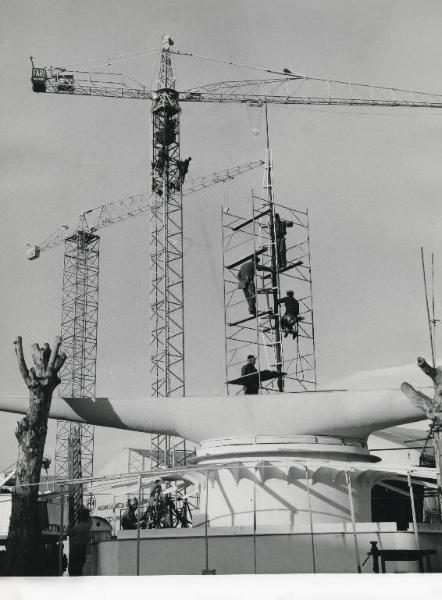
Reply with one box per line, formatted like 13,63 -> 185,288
421,247 -> 436,367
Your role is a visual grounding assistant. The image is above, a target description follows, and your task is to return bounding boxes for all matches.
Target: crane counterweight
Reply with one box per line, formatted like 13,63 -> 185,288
26,245 -> 40,260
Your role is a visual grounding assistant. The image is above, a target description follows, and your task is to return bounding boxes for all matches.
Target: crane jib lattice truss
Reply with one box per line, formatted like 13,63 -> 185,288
26,161 -> 263,259
31,60 -> 442,109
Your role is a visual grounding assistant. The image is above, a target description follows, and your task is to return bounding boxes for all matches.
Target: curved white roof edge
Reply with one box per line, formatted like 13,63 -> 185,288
0,388 -> 425,443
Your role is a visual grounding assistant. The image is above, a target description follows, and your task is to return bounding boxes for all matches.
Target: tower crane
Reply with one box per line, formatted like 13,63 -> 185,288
30,35 -> 442,494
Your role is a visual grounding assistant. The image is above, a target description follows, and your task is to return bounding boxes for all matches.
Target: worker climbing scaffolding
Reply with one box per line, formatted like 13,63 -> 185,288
237,256 -> 261,316
279,290 -> 302,339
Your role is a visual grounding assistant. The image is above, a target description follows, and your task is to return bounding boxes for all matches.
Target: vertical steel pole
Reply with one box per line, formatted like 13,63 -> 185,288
112,495 -> 116,537
136,473 -> 142,576
221,206 -> 230,395
253,472 -> 257,574
204,470 -> 209,573
305,466 -> 316,573
345,471 -> 362,573
306,209 -> 317,389
433,427 -> 442,515
58,486 -> 65,576
251,195 -> 262,391
407,471 -> 420,549
264,104 -> 283,391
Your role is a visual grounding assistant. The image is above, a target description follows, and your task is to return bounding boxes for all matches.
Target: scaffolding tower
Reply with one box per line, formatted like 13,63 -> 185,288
55,229 -> 99,521
222,196 -> 316,394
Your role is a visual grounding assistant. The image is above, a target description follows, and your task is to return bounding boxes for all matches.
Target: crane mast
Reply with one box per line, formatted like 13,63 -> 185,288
149,36 -> 187,468
56,227 -> 99,522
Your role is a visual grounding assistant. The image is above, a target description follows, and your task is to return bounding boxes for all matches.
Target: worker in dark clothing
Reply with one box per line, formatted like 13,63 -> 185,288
279,291 -> 300,339
66,506 -> 91,576
274,213 -> 293,269
177,156 -> 192,183
241,354 -> 260,395
155,147 -> 168,177
237,256 -> 260,316
144,481 -> 170,528
121,497 -> 138,530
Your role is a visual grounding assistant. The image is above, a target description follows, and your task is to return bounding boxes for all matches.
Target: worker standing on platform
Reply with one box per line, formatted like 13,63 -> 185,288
279,291 -> 300,339
274,213 -> 293,269
241,354 -> 259,395
237,256 -> 260,316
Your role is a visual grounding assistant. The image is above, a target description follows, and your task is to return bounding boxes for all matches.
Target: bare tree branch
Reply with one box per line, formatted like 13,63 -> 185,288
403,356 -> 442,421
14,336 -> 30,387
54,352 -> 67,374
418,356 -> 437,381
31,343 -> 45,378
42,343 -> 50,370
47,336 -> 62,375
400,382 -> 433,414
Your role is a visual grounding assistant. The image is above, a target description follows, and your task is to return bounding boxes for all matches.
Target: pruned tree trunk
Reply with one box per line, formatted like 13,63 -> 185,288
7,336 -> 66,576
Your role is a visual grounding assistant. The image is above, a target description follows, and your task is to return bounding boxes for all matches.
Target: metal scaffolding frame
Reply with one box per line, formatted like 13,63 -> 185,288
127,446 -> 191,474
55,230 -> 99,521
222,197 -> 316,394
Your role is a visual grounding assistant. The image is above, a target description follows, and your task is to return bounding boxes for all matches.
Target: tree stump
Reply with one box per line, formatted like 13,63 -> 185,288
7,336 -> 66,576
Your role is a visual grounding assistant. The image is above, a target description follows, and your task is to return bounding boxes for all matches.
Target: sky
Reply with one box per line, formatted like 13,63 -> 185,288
1,0 -> 442,473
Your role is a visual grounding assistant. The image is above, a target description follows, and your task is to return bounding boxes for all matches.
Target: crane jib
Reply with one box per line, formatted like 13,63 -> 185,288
29,67 -> 442,109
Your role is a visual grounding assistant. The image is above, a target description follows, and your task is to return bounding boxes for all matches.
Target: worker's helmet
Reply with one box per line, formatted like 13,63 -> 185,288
287,290 -> 294,296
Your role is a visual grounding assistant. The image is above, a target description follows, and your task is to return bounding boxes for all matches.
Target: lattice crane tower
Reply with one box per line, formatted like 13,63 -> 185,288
56,227 -> 99,521
149,36 -> 187,467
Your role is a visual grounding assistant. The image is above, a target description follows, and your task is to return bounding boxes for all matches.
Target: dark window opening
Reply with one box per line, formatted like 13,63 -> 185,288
371,480 -> 424,531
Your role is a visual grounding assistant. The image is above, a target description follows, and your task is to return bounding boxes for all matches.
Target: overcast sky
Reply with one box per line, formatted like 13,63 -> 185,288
1,0 -> 442,473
